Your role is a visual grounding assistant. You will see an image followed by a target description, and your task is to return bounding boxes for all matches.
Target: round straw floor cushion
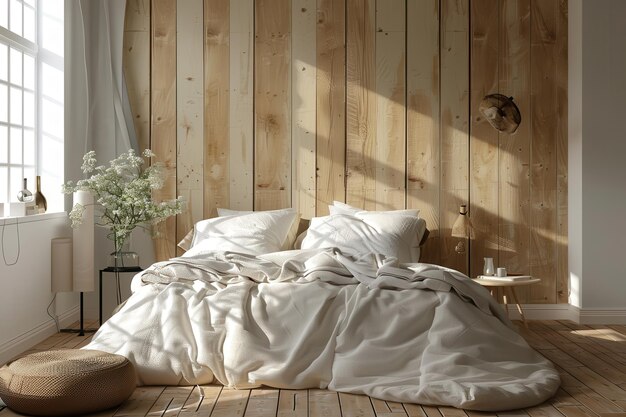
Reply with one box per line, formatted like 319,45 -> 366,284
0,349 -> 136,416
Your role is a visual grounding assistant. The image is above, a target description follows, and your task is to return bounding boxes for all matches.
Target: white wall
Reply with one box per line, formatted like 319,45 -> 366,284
0,213 -> 78,364
569,0 -> 626,317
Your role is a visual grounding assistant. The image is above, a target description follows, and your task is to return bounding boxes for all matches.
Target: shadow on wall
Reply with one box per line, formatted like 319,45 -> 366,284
125,0 -> 567,304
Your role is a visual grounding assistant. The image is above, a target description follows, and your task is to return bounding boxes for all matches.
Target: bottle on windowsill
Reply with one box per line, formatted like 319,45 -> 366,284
17,178 -> 34,203
17,178 -> 40,215
35,175 -> 47,212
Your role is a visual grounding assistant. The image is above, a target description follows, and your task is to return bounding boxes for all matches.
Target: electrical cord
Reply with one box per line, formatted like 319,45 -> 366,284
46,294 -> 60,333
1,218 -> 20,266
1,215 -> 64,266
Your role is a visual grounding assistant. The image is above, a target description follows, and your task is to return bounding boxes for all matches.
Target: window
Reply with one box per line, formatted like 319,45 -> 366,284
0,0 -> 64,212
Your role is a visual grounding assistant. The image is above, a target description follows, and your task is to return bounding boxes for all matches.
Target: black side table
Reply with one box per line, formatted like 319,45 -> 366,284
99,266 -> 143,325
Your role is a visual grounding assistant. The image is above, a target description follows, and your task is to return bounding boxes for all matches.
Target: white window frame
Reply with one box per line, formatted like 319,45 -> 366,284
0,0 -> 64,208
0,0 -> 38,204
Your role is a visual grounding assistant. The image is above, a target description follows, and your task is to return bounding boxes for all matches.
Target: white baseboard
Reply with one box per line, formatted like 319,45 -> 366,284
504,304 -> 576,321
503,303 -> 626,324
0,307 -> 79,365
569,306 -> 626,324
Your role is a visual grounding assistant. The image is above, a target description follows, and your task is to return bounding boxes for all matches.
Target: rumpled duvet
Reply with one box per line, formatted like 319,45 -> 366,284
86,248 -> 560,411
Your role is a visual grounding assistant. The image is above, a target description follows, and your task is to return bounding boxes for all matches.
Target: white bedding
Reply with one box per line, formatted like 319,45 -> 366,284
86,248 -> 559,411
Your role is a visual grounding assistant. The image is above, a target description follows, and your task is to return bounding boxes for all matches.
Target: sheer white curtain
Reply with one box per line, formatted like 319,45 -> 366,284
65,0 -> 132,196
64,0 -> 152,319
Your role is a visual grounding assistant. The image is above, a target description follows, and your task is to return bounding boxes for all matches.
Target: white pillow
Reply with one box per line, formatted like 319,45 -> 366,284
300,213 -> 426,263
217,208 -> 300,250
183,209 -> 298,257
329,201 -> 420,217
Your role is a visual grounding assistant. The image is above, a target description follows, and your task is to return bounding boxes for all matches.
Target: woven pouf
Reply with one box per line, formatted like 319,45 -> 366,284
0,349 -> 136,416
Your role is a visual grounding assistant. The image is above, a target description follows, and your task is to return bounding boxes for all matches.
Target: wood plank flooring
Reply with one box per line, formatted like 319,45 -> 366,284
2,320 -> 626,417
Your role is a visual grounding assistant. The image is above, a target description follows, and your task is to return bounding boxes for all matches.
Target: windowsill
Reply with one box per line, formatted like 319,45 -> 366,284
0,211 -> 67,224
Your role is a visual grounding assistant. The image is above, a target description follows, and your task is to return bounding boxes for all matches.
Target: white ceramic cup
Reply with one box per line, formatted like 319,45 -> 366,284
496,267 -> 507,277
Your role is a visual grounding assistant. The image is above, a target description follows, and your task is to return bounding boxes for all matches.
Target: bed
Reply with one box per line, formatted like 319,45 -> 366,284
85,203 -> 560,411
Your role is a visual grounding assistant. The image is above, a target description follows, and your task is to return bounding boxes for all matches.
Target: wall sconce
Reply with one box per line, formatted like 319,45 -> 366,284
451,204 -> 475,254
479,94 -> 521,134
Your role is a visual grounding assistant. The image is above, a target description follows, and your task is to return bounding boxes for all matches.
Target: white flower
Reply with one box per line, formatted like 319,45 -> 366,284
63,149 -> 185,251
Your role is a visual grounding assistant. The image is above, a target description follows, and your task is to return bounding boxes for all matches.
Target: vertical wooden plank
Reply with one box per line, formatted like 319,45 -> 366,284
229,0 -> 254,210
339,392 -> 376,417
147,387 -> 193,416
114,387 -> 166,416
179,385 -> 222,416
211,388 -> 250,417
292,0 -> 317,219
555,0 -> 568,304
123,0 -> 151,154
404,403 -> 428,417
469,0 -> 499,279
375,0 -> 406,210
255,0 -> 291,210
309,389 -> 342,417
440,0 -> 470,274
499,0 -> 531,300
316,0 -> 346,216
151,0 -> 177,261
176,0 -> 204,256
277,390 -> 308,417
346,0 -> 376,210
529,0 -> 558,303
244,389 -> 279,417
204,0 -> 230,217
406,0 -> 440,263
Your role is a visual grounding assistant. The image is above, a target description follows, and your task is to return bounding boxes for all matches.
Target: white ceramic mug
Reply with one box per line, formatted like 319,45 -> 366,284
497,267 -> 507,277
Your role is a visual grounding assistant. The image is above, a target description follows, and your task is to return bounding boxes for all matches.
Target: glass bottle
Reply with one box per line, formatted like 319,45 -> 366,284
17,178 -> 34,203
35,175 -> 47,212
483,257 -> 495,276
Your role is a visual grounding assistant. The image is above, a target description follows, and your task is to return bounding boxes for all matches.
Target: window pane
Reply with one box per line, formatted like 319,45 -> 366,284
42,63 -> 63,99
9,0 -> 21,37
23,5 -> 35,42
41,134 -> 62,175
0,84 -> 6,122
41,16 -> 63,57
9,47 -> 21,87
9,126 -> 21,164
23,128 -> 33,165
0,0 -> 8,29
0,167 -> 7,204
23,90 -> 33,127
42,0 -> 62,20
0,44 -> 7,81
10,166 -> 22,202
9,86 -> 21,124
0,125 -> 7,163
42,98 -> 62,138
23,53 -> 34,89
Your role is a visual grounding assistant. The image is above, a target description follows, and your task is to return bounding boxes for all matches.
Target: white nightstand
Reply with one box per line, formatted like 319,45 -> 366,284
474,277 -> 541,327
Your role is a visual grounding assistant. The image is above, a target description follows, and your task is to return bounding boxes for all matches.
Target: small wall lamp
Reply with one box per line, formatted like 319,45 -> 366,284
451,204 -> 475,254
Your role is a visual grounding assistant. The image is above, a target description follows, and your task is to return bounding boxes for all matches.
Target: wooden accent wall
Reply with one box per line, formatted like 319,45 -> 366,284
123,0 -> 568,304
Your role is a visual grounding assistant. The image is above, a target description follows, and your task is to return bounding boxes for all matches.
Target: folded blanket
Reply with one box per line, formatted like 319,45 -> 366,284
87,248 -> 559,411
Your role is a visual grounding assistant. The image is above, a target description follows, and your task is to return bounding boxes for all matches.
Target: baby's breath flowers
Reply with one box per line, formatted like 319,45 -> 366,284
63,149 -> 184,253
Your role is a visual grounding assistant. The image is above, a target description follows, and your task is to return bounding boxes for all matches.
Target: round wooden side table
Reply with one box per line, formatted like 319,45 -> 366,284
474,277 -> 541,327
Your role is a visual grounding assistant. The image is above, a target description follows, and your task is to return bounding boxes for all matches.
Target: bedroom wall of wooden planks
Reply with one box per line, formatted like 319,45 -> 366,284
123,0 -> 568,304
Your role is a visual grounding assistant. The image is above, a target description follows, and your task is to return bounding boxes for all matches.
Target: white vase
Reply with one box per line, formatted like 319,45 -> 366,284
483,257 -> 495,276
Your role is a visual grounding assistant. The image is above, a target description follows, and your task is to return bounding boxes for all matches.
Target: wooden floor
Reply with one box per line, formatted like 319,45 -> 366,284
2,320 -> 626,417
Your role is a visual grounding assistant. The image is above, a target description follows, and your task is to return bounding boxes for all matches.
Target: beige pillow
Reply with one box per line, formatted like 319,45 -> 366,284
217,208 -> 301,250
177,228 -> 195,252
